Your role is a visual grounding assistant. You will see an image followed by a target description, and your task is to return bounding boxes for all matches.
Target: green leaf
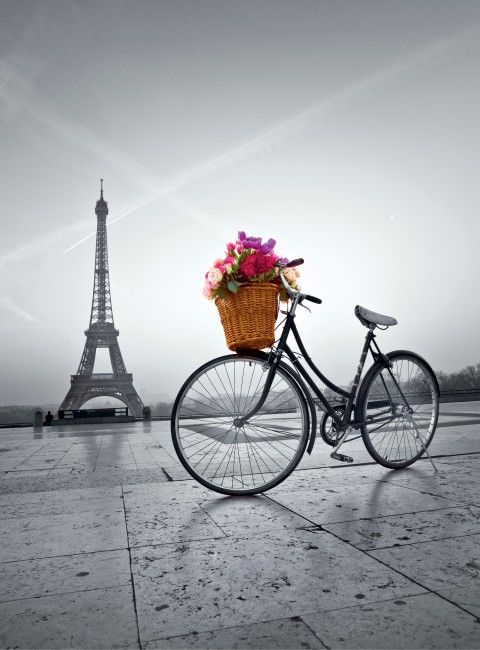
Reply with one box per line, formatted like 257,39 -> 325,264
227,280 -> 239,293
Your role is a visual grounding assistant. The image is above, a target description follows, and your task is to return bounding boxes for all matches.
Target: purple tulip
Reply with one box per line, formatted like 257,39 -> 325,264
243,237 -> 262,250
260,238 -> 276,254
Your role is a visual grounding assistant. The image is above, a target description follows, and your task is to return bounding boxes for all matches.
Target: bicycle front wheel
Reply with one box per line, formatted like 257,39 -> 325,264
356,351 -> 439,469
171,354 -> 309,495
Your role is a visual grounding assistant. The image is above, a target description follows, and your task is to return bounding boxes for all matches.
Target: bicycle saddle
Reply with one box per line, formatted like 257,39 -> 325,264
355,305 -> 397,328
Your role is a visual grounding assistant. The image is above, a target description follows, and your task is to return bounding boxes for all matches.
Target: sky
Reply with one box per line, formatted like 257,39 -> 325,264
1,0 -> 480,406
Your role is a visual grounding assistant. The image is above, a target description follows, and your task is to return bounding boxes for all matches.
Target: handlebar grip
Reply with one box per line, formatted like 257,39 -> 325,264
304,294 -> 322,304
286,258 -> 304,267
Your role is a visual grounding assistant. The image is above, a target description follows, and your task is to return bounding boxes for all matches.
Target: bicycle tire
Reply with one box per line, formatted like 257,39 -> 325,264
355,350 -> 439,469
171,353 -> 309,495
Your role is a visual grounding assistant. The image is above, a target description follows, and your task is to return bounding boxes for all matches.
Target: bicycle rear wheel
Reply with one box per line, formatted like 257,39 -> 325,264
171,354 -> 309,495
356,351 -> 439,469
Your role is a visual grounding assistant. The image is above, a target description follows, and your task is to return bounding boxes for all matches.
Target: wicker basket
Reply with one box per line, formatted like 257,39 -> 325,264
216,283 -> 279,351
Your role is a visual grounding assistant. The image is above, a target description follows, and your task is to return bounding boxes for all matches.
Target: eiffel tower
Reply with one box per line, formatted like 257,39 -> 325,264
60,181 -> 144,416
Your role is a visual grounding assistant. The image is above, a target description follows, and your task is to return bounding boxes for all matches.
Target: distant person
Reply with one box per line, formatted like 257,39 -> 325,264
44,411 -> 54,426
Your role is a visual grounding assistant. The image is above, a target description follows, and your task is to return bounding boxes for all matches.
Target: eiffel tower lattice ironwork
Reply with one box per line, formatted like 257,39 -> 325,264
60,181 -> 144,416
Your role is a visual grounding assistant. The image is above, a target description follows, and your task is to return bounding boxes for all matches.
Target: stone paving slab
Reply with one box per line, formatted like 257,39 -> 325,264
0,585 -> 138,649
144,617 -> 326,649
0,485 -> 123,518
4,455 -> 67,471
0,466 -> 172,495
0,549 -> 130,602
322,505 -> 480,550
376,461 -> 480,506
302,592 -> 480,649
123,479 -> 217,505
124,499 -> 227,547
1,413 -> 480,648
130,529 -> 425,642
369,533 -> 480,618
200,495 -> 312,537
268,471 -> 458,525
436,455 -> 480,470
2,467 -> 72,480
0,508 -> 127,561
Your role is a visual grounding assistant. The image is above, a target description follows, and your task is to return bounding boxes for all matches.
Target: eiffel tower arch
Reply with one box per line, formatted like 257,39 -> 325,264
60,181 -> 144,417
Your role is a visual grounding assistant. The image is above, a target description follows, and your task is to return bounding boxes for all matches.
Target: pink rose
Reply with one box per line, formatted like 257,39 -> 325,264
203,280 -> 214,299
207,267 -> 223,287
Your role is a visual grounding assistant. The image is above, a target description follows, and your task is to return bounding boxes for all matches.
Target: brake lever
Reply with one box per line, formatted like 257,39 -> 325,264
299,301 -> 311,314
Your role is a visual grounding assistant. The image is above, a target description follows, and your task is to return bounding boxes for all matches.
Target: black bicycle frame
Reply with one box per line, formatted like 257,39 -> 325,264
236,297 -> 392,433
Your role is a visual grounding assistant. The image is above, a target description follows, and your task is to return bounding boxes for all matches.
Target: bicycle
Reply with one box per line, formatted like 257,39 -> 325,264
171,259 -> 440,495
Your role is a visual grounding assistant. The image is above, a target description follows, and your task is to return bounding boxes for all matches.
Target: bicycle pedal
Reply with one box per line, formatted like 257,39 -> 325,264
330,452 -> 354,463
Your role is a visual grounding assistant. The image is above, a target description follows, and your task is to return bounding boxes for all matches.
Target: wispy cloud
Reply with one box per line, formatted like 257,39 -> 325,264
9,86 -> 232,251
0,296 -> 36,323
0,218 -> 91,273
3,18 -> 480,265
63,193 -> 232,253
61,19 -> 480,250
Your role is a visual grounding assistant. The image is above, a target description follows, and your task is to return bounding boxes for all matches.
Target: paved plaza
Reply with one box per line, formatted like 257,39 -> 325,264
1,402 -> 480,648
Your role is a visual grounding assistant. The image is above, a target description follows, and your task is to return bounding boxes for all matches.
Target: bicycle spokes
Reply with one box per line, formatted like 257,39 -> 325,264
172,356 -> 309,494
360,354 -> 439,468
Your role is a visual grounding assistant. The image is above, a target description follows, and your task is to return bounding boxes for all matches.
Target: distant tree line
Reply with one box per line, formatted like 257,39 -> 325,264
0,405 -> 57,425
436,362 -> 480,392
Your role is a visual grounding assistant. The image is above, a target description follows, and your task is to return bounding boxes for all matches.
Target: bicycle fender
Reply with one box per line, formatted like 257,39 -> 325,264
381,350 -> 440,396
235,350 -> 317,454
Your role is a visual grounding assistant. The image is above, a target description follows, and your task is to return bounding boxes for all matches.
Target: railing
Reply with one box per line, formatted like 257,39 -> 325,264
58,407 -> 129,419
312,388 -> 480,409
440,388 -> 480,403
70,373 -> 132,381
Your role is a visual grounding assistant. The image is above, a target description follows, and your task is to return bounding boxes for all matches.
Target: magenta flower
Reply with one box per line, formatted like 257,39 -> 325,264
240,251 -> 276,278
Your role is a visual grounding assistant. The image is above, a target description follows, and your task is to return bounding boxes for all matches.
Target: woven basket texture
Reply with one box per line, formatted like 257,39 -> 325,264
216,283 -> 279,351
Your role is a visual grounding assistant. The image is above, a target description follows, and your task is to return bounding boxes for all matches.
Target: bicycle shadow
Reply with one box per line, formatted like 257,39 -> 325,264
199,492 -> 307,538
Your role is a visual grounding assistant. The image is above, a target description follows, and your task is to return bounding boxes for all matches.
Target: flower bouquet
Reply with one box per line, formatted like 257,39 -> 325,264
203,231 -> 300,351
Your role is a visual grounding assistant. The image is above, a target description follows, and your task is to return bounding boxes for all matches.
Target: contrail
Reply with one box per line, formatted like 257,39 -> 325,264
1,19 -> 478,321
61,19 -> 480,251
63,193 -> 232,254
0,217 -> 91,271
4,18 -> 480,263
0,296 -> 36,322
1,64 -> 232,260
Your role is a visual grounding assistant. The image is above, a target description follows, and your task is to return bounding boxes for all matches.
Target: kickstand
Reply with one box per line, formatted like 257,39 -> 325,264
408,416 -> 438,473
330,427 -> 354,464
